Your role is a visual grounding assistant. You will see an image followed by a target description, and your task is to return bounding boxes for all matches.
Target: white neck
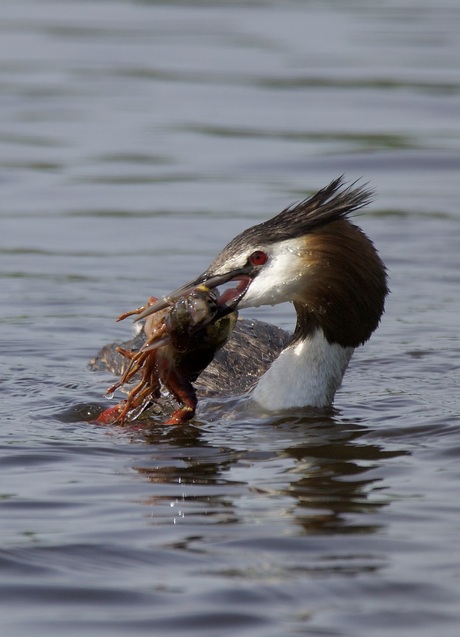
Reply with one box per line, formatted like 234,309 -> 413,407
251,330 -> 353,410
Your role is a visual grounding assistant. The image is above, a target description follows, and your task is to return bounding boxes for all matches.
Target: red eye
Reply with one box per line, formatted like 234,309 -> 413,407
249,250 -> 268,266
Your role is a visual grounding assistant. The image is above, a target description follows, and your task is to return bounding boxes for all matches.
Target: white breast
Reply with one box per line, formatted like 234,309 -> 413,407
251,329 -> 353,410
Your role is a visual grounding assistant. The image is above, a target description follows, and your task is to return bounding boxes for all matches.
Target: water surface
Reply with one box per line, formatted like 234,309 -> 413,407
1,1 -> 460,636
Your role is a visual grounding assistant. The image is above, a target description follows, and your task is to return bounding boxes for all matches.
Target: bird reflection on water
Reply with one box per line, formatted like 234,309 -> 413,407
131,413 -> 406,539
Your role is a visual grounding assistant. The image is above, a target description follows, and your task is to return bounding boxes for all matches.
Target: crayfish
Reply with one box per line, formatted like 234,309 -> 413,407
96,286 -> 236,426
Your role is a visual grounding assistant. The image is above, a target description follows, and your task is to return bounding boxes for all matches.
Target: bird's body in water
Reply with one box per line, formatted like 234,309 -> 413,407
91,177 -> 388,422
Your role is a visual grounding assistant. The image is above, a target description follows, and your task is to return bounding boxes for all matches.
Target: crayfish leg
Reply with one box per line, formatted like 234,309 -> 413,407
95,402 -> 128,425
161,367 -> 198,425
165,405 -> 196,425
116,296 -> 159,322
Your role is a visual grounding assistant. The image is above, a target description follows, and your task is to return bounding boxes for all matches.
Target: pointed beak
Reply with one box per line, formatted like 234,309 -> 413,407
133,268 -> 252,323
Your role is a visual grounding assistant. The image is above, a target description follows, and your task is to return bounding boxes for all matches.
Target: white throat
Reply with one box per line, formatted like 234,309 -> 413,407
251,330 -> 353,410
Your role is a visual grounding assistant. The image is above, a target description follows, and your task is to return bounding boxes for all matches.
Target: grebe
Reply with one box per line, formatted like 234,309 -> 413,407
92,177 -> 388,413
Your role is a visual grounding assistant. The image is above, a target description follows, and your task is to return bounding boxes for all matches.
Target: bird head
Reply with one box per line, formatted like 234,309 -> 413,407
136,177 -> 388,348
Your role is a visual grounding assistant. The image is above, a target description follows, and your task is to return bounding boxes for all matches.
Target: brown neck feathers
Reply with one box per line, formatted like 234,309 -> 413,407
292,219 -> 388,348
